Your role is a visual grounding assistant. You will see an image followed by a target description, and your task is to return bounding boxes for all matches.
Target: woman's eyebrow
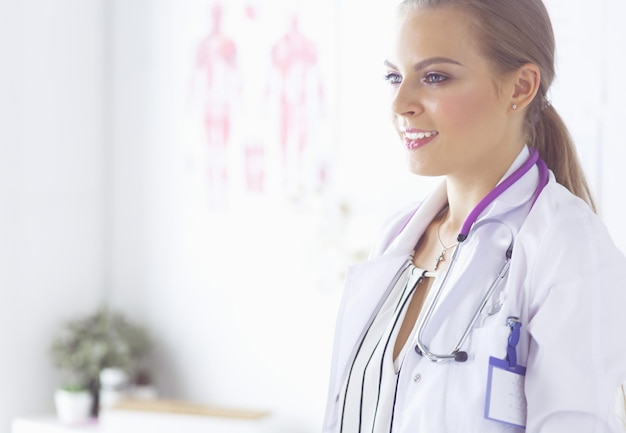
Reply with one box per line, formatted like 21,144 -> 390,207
383,57 -> 463,71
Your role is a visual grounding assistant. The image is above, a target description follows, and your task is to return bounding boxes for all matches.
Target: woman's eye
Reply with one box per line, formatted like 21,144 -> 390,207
383,72 -> 402,85
422,72 -> 448,84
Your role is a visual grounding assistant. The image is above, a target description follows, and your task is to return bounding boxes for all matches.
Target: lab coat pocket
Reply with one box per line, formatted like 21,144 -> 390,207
446,325 -> 523,433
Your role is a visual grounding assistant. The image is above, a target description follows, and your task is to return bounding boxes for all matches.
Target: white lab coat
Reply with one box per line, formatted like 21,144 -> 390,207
323,147 -> 626,433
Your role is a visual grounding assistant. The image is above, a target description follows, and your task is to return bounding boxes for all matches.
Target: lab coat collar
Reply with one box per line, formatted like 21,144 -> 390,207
384,181 -> 448,256
476,146 -> 537,223
385,146 -> 538,255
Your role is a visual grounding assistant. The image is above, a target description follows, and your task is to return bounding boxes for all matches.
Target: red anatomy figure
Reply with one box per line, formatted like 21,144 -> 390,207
269,15 -> 325,197
196,2 -> 239,205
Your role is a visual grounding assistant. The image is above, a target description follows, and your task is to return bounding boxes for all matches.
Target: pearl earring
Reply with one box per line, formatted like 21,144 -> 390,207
512,103 -> 518,110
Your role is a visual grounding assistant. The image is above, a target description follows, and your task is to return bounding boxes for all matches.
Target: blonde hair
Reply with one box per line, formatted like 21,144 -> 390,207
399,0 -> 596,211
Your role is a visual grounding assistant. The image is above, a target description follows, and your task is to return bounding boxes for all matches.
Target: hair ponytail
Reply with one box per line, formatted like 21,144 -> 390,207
529,104 -> 597,212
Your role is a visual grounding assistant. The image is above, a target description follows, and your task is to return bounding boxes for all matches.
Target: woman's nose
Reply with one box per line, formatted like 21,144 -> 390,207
391,84 -> 422,118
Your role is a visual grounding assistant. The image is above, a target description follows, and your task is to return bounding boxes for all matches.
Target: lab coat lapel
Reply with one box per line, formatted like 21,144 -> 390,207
333,253 -> 410,387
332,183 -> 449,380
331,185 -> 448,392
384,182 -> 448,256
324,252 -> 412,428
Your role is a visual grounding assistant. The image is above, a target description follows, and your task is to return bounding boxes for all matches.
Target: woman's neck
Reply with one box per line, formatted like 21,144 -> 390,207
440,144 -> 525,240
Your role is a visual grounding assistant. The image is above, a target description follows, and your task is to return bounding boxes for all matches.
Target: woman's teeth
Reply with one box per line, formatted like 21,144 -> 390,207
406,131 -> 438,140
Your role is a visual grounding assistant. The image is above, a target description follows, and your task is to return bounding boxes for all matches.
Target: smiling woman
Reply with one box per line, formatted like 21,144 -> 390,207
384,7 -> 529,191
322,1 -> 626,432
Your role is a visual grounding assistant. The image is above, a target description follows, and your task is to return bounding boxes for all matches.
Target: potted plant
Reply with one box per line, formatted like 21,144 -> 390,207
50,305 -> 151,421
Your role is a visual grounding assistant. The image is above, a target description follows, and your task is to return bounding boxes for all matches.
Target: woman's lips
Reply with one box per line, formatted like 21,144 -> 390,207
404,129 -> 438,150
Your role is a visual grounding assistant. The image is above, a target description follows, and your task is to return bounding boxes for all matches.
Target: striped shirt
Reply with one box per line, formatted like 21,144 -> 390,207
338,263 -> 426,433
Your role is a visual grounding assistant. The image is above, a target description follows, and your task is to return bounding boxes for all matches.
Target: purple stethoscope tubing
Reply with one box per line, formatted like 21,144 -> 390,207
457,147 -> 548,241
393,147 -> 549,243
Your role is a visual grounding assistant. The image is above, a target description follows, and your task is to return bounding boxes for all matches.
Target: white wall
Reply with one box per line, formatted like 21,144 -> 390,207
107,2 -> 343,431
597,0 -> 626,250
546,0 -> 626,251
0,1 -> 107,432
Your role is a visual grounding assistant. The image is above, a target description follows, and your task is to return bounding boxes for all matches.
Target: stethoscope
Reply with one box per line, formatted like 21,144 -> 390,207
414,147 -> 549,363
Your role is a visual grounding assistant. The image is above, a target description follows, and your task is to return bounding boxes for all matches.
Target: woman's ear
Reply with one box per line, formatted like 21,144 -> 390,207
510,63 -> 541,111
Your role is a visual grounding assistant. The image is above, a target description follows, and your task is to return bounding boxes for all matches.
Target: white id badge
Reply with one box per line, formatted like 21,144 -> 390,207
484,356 -> 527,428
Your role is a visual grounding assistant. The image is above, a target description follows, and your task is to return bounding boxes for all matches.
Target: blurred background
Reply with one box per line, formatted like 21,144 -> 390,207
0,0 -> 624,432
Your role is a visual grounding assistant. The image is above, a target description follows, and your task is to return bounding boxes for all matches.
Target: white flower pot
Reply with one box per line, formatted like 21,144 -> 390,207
54,388 -> 93,424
